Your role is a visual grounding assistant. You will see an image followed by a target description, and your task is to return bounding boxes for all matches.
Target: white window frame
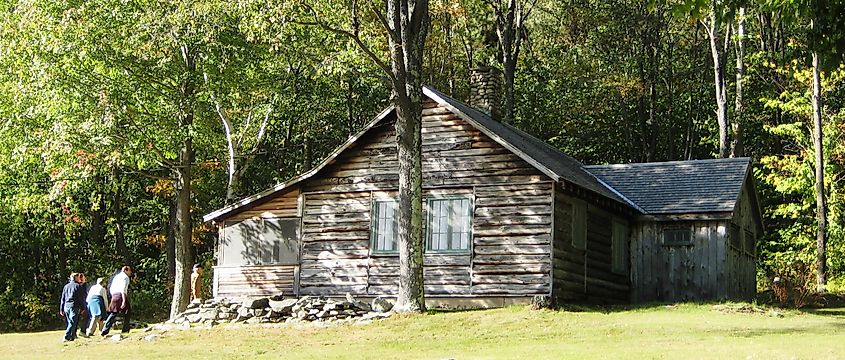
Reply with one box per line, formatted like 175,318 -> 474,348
370,198 -> 399,254
426,196 -> 473,253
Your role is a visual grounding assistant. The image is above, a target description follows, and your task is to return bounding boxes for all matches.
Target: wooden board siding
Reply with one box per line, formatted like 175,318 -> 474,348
229,189 -> 300,221
214,265 -> 297,298
630,221 -> 728,302
294,100 -> 553,298
552,190 -> 629,303
727,183 -> 757,300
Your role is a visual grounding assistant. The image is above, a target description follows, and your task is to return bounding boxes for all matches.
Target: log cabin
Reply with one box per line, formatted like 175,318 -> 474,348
202,69 -> 763,306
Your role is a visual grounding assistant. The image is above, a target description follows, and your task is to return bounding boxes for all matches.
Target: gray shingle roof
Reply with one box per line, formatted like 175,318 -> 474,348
584,158 -> 751,214
422,87 -> 634,209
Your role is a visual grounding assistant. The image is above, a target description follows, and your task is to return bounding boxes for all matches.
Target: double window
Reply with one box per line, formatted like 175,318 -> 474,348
371,197 -> 472,254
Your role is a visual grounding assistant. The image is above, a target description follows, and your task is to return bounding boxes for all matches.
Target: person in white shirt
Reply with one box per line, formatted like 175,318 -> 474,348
85,277 -> 108,336
101,266 -> 132,336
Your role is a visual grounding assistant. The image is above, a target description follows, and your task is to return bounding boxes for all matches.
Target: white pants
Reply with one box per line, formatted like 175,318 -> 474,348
86,316 -> 103,336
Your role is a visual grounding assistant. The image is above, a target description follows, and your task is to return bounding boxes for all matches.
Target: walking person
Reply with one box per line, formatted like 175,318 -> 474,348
85,277 -> 108,336
76,273 -> 88,337
59,273 -> 86,342
101,265 -> 133,336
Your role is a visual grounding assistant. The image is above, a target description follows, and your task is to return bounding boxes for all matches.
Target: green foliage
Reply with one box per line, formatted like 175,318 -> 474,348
0,0 -> 843,332
758,63 -> 845,283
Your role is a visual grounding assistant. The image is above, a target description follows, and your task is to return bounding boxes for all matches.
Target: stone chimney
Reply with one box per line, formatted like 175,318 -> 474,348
469,67 -> 503,120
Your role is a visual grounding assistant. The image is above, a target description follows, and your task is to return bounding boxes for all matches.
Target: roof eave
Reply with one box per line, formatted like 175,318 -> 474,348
421,86 -> 562,183
636,212 -> 735,222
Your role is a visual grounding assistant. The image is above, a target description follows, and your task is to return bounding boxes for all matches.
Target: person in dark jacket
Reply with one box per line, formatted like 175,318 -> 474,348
59,273 -> 86,342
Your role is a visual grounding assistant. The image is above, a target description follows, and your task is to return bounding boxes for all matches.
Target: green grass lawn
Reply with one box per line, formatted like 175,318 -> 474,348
4,304 -> 845,359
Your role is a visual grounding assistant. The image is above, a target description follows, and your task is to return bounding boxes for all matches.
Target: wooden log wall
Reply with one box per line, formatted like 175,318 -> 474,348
552,190 -> 629,303
630,221 -> 729,302
214,265 -> 297,298
584,210 -> 629,302
552,191 -> 582,301
296,100 -> 553,297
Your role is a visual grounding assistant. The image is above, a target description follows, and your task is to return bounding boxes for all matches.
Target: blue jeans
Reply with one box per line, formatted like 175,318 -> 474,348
63,307 -> 80,341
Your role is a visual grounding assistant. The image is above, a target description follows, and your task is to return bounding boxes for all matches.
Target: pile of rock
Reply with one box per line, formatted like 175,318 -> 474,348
167,294 -> 393,327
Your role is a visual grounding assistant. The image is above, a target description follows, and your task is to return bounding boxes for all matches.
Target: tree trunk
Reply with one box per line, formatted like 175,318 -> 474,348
811,49 -> 827,293
303,136 -> 314,170
171,44 -> 196,319
167,197 -> 177,284
112,178 -> 130,262
387,0 -> 429,313
503,56 -> 516,124
90,176 -> 106,248
706,4 -> 730,158
491,0 -> 534,125
731,7 -> 746,158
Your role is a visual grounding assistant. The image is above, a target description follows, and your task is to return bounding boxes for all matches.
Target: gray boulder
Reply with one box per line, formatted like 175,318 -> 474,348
268,298 -> 298,315
199,309 -> 219,321
242,297 -> 270,309
371,297 -> 394,313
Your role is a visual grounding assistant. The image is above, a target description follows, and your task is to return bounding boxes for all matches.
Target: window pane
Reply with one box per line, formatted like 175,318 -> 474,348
373,200 -> 397,252
664,229 -> 691,246
427,198 -> 471,251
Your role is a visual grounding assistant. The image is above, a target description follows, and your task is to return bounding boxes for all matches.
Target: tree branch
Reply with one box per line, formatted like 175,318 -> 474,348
296,3 -> 395,81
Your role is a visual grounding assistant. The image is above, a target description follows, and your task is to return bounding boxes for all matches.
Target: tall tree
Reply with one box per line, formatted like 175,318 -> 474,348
731,6 -> 746,157
810,33 -> 826,291
763,0 -> 845,291
702,1 -> 733,158
484,0 -> 538,124
297,0 -> 430,312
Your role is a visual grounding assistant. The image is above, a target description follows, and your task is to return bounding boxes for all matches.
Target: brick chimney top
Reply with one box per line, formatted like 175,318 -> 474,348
469,67 -> 503,121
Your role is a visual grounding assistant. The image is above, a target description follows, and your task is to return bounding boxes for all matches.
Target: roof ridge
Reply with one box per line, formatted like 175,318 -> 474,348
585,157 -> 751,168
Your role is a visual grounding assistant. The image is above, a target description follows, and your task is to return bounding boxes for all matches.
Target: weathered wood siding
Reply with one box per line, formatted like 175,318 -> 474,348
213,265 -> 298,298
216,189 -> 301,297
228,189 -> 300,221
472,183 -> 552,295
727,182 -> 758,300
296,100 -> 553,297
630,221 -> 729,302
552,190 -> 630,303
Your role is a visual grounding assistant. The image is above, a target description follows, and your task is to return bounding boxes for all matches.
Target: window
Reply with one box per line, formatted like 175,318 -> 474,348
728,223 -> 741,251
612,220 -> 628,274
220,218 -> 300,266
571,200 -> 587,250
371,199 -> 398,253
663,228 -> 691,246
427,197 -> 472,252
263,219 -> 301,264
744,229 -> 755,256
